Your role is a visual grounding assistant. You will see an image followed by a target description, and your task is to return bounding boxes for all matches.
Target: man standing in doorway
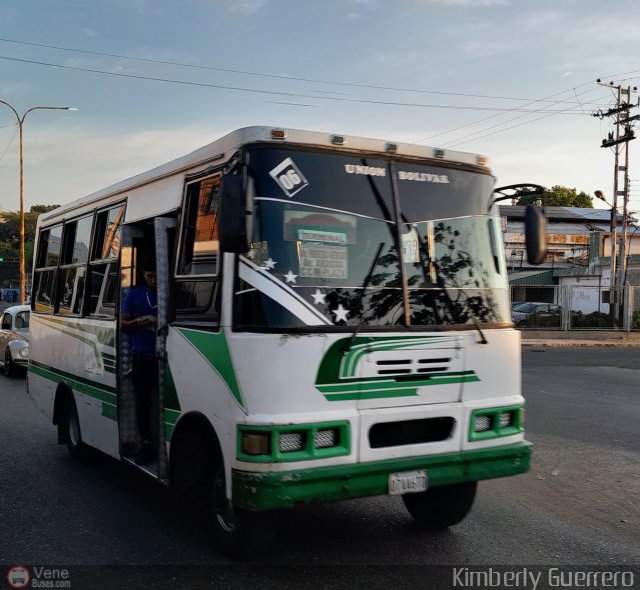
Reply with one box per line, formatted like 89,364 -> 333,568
121,255 -> 158,465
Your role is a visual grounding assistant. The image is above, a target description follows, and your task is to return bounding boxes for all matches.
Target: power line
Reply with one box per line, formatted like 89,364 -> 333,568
0,36 -> 605,106
416,83 -> 598,146
0,54 -> 595,114
0,126 -> 18,165
416,67 -> 640,146
438,88 -> 600,148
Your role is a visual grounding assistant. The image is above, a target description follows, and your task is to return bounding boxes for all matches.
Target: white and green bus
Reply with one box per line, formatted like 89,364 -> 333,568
28,126 -> 544,558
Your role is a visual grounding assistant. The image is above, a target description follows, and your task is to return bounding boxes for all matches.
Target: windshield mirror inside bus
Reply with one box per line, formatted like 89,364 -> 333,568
234,148 -> 510,330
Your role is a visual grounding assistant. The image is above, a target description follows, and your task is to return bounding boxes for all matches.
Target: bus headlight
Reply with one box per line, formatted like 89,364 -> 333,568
238,422 -> 350,462
241,431 -> 271,456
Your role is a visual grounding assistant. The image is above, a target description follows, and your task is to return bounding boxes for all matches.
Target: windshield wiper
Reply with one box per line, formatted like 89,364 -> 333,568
345,241 -> 385,353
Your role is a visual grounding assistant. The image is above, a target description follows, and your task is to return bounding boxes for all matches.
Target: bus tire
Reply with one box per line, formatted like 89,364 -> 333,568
209,465 -> 275,560
402,481 -> 477,529
63,395 -> 92,463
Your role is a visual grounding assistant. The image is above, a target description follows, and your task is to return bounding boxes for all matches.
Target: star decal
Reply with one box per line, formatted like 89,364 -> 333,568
311,289 -> 326,305
283,270 -> 298,284
332,304 -> 349,323
262,258 -> 277,270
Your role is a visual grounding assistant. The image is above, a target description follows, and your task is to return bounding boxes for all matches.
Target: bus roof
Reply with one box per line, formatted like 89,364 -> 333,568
40,126 -> 490,224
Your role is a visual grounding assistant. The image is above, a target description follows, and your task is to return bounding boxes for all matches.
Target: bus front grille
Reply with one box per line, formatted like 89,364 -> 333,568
369,417 -> 455,449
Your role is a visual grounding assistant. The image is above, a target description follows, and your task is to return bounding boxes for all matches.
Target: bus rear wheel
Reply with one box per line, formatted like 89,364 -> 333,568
209,465 -> 274,560
402,481 -> 477,529
63,396 -> 92,463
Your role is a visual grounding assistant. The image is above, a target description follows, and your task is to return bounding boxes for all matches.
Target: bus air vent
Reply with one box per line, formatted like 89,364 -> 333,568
375,357 -> 451,376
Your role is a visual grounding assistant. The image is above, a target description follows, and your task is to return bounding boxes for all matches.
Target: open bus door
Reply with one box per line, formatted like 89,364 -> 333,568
118,218 -> 176,483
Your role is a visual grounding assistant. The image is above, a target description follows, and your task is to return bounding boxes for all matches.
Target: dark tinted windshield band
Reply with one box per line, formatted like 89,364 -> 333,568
255,197 -> 396,224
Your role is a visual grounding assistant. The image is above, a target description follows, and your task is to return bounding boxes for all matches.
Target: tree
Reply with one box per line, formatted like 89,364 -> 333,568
0,205 -> 59,285
30,204 -> 60,214
516,185 -> 593,208
0,206 -> 60,245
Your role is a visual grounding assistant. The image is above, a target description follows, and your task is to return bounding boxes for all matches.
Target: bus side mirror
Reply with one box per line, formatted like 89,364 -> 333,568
525,205 -> 546,265
218,173 -> 251,254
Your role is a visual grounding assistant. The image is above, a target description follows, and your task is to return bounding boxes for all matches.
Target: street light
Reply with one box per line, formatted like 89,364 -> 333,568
0,100 -> 76,304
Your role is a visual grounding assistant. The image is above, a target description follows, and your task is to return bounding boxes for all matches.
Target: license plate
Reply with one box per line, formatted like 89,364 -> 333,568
388,470 -> 428,495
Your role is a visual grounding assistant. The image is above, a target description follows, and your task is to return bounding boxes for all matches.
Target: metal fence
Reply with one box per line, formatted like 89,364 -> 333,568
511,284 -> 640,331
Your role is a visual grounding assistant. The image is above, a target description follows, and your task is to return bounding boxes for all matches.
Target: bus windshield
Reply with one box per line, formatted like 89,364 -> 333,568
234,147 -> 510,330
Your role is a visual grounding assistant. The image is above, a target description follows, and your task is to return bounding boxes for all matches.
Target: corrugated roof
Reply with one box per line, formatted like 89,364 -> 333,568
508,269 -> 556,285
499,205 -> 622,223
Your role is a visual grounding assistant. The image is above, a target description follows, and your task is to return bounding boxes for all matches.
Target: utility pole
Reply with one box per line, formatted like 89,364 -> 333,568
594,80 -> 638,325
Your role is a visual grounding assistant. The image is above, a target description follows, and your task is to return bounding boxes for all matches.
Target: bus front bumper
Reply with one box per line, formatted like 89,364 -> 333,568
232,440 -> 532,510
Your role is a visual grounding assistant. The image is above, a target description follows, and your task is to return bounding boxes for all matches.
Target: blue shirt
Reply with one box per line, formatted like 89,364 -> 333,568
122,286 -> 157,354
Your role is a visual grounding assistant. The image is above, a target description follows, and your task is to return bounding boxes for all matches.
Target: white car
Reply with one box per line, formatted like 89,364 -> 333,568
0,304 -> 30,377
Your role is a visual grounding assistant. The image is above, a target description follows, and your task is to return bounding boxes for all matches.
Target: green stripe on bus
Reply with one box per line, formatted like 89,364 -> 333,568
101,402 -> 117,421
318,372 -> 478,393
315,336 -> 481,401
164,408 -> 180,424
318,371 -> 480,400
163,364 -> 181,413
324,389 -> 418,401
29,361 -> 116,403
176,328 -> 244,408
30,363 -> 179,437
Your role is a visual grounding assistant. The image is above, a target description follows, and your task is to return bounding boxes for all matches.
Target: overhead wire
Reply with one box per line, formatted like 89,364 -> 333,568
442,87 -> 602,148
0,37 -> 605,106
415,82 -> 597,144
0,54 -> 595,114
0,126 -> 18,165
2,37 -> 640,149
415,66 -> 640,147
419,85 -> 601,148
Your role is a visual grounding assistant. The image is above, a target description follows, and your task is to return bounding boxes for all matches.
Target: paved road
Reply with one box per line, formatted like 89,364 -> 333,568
1,348 -> 639,588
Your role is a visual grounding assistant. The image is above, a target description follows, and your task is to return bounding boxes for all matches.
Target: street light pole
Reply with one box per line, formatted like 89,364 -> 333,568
595,190 -> 619,322
0,100 -> 75,304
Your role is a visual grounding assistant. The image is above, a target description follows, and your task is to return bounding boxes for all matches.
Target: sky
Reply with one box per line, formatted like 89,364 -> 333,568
1,0 -> 640,216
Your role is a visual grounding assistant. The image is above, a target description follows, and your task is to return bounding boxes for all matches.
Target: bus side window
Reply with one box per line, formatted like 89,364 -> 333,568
88,205 -> 125,318
58,215 -> 92,316
178,177 -> 219,276
33,224 -> 63,314
175,177 -> 220,323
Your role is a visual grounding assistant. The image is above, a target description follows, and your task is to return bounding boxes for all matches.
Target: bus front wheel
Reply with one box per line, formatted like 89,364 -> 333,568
209,466 -> 274,559
402,481 -> 477,529
63,395 -> 92,463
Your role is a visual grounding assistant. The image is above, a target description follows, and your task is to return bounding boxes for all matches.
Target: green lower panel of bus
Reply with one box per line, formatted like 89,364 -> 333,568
232,441 -> 532,510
